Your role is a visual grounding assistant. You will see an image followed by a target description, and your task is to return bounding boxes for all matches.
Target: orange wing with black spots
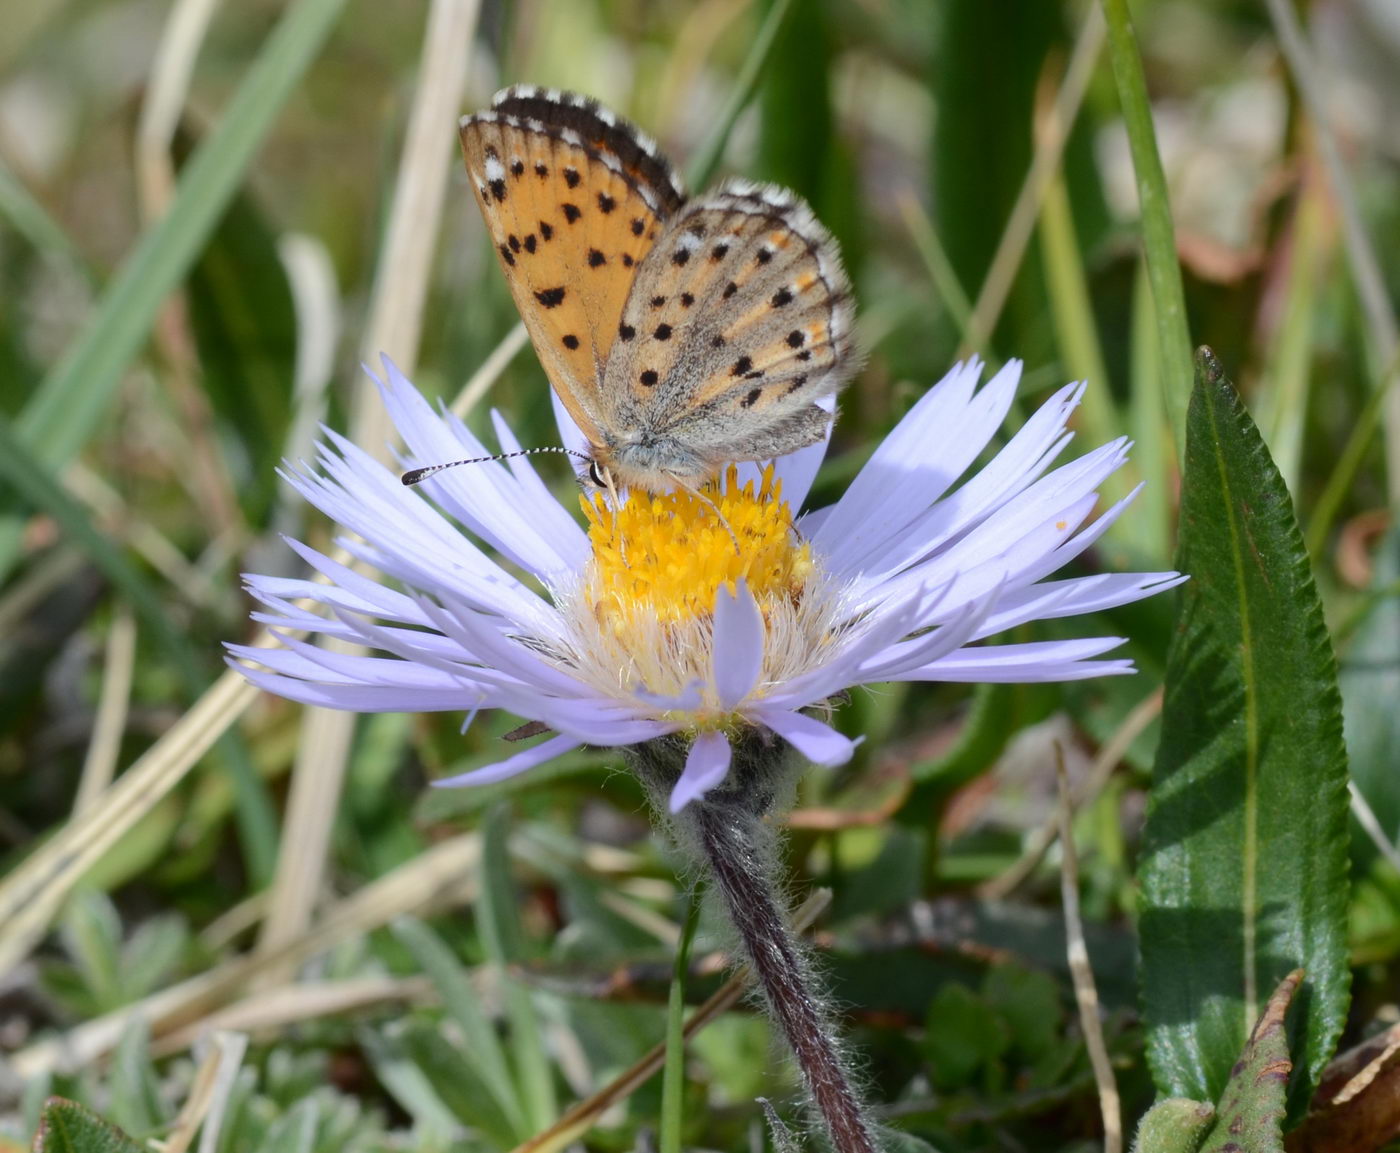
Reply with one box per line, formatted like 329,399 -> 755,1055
459,87 -> 684,445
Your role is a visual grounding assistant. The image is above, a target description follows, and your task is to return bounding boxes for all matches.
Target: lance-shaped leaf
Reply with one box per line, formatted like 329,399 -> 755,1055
1198,968 -> 1301,1153
31,1099 -> 145,1153
1140,349 -> 1350,1120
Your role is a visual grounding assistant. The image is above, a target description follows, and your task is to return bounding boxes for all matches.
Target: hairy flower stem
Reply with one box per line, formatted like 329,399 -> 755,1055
629,733 -> 880,1152
688,799 -> 879,1153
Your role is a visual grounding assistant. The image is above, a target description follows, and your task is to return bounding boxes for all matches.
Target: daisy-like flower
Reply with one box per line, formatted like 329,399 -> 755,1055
230,356 -> 1182,811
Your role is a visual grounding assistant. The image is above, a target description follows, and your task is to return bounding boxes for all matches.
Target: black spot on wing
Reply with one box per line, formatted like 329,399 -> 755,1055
562,334 -> 580,349
731,356 -> 753,377
640,370 -> 658,387
535,287 -> 566,308
588,249 -> 606,267
562,203 -> 582,224
564,167 -> 581,188
598,192 -> 616,213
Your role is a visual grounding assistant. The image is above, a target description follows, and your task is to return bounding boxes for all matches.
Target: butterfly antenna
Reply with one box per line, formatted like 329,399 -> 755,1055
402,446 -> 591,487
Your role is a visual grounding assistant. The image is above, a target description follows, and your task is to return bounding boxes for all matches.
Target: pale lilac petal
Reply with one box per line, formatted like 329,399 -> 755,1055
373,357 -> 581,580
903,637 -> 1131,682
433,734 -> 583,787
755,708 -> 858,767
976,572 -> 1187,637
829,380 -> 1086,584
811,359 -> 992,557
231,662 -> 484,712
712,581 -> 764,709
670,731 -> 732,812
550,388 -> 593,461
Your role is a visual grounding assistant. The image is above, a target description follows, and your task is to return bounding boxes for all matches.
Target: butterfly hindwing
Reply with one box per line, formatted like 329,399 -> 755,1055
599,180 -> 855,464
459,88 -> 685,443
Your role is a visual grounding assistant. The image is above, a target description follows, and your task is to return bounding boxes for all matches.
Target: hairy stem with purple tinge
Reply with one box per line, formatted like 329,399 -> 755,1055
688,799 -> 879,1153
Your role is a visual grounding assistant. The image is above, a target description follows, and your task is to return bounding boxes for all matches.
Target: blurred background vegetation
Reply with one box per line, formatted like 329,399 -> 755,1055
0,0 -> 1397,1149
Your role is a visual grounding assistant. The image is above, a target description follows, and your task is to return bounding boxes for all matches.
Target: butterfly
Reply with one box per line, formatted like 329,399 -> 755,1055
457,85 -> 857,494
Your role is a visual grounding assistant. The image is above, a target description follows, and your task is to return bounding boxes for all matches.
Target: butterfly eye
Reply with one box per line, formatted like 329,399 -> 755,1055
588,461 -> 610,487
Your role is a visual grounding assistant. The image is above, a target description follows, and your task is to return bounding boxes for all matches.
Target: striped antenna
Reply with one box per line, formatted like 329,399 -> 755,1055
402,446 -> 592,487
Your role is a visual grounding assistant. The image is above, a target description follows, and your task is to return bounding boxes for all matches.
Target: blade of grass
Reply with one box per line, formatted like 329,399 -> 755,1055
1263,0 -> 1400,503
962,3 -> 1105,358
0,159 -> 95,281
1101,0 -> 1193,462
1306,351 -> 1400,558
481,804 -> 557,1131
660,892 -> 702,1153
1256,173 -> 1327,497
685,0 -> 799,190
898,191 -> 979,354
0,0 -> 348,579
392,917 -> 526,1138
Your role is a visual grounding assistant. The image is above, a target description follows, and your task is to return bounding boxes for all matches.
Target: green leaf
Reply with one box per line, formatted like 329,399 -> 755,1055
1140,349 -> 1351,1119
31,1099 -> 145,1153
390,917 -> 524,1136
0,0 -> 347,578
1197,970 -> 1302,1153
922,983 -> 1009,1089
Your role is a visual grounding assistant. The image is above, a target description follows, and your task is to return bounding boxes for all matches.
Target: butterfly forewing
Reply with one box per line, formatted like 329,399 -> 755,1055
600,181 -> 854,466
459,88 -> 684,443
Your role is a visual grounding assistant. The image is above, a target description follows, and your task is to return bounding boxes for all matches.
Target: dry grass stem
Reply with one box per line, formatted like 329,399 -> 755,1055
73,605 -> 137,813
154,978 -> 436,1057
157,1030 -> 247,1153
980,688 -> 1162,900
1055,748 -> 1122,1153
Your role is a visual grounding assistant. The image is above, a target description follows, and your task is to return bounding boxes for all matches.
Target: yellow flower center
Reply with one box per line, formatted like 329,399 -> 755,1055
582,465 -> 813,628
